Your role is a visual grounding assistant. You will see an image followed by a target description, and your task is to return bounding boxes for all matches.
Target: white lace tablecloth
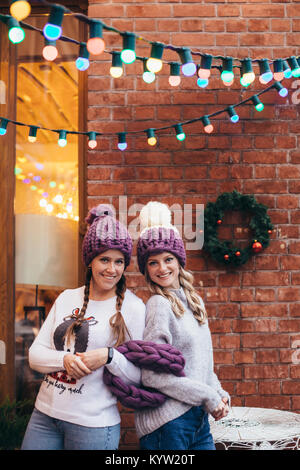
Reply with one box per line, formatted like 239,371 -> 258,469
209,407 -> 300,450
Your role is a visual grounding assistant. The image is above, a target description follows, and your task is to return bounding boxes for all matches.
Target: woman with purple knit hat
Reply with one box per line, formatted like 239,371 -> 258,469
135,201 -> 230,450
21,204 -> 145,450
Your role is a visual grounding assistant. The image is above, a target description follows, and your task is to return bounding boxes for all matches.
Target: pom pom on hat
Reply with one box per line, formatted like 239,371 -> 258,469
137,201 -> 186,274
82,204 -> 132,268
139,201 -> 178,235
85,204 -> 115,225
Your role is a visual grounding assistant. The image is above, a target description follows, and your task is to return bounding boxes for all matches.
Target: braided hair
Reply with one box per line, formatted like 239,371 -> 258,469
145,265 -> 207,325
64,269 -> 131,349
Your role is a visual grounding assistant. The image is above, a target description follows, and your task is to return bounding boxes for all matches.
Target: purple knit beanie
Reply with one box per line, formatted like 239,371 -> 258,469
82,204 -> 133,268
137,201 -> 186,275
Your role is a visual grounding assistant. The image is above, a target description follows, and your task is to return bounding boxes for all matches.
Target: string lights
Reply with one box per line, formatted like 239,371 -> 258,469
0,82 -> 290,151
1,1 -> 299,90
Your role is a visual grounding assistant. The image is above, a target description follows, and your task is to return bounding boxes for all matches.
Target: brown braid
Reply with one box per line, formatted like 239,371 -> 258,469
64,267 -> 92,348
109,274 -> 131,347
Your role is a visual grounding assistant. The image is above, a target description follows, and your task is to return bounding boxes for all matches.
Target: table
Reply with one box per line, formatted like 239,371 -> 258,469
209,407 -> 300,450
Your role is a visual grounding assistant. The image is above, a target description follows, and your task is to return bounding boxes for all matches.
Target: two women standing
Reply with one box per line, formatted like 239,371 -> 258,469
22,201 -> 229,451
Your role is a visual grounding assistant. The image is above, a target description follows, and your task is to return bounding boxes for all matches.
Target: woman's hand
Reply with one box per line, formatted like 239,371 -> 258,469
63,354 -> 92,380
211,398 -> 229,421
76,348 -> 109,371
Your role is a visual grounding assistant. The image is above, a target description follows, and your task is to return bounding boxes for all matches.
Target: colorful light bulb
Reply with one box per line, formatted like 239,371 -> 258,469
76,43 -> 90,71
146,128 -> 157,146
282,60 -> 292,79
259,59 -> 273,84
201,116 -> 213,134
227,106 -> 239,123
241,58 -> 255,85
28,126 -> 38,143
287,56 -> 300,78
179,48 -> 196,77
118,132 -> 127,151
146,42 -> 164,73
174,124 -> 186,141
198,54 -> 212,79
169,62 -> 181,87
88,132 -> 97,149
7,17 -> 25,43
0,118 -> 8,135
10,0 -> 31,21
43,5 -> 64,41
120,32 -> 136,64
221,57 -> 234,84
58,130 -> 67,147
251,95 -> 264,112
87,20 -> 105,55
42,39 -> 58,61
273,59 -> 284,81
110,51 -> 123,78
273,81 -> 288,97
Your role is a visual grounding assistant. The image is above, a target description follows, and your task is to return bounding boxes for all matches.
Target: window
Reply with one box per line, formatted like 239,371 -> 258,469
13,14 -> 82,400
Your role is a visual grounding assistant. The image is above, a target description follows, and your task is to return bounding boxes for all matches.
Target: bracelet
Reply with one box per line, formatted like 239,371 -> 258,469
106,347 -> 114,364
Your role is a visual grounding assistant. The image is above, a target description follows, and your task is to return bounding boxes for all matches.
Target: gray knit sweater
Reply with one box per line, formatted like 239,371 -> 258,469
134,288 -> 229,439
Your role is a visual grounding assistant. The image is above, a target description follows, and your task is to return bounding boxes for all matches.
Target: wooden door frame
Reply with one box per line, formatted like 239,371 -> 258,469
0,2 -> 87,402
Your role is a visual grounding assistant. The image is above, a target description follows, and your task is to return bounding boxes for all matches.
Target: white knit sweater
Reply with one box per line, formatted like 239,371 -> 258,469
29,286 -> 145,427
135,288 -> 229,438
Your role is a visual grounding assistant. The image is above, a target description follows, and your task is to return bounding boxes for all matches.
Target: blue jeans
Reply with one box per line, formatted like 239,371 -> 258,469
21,408 -> 120,450
140,406 -> 216,450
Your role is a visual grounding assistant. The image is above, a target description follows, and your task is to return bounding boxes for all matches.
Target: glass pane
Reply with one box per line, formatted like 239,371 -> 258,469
14,15 -> 80,401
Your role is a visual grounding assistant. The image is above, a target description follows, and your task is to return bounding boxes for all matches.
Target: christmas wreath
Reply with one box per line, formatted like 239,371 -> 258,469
203,190 -> 274,266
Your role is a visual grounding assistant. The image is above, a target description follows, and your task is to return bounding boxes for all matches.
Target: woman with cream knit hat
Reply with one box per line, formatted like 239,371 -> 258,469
135,201 -> 230,450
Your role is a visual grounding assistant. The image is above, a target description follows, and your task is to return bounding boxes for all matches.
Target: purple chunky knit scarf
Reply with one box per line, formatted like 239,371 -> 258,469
103,340 -> 185,409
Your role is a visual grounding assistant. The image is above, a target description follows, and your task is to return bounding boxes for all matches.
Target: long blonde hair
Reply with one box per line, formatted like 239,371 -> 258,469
145,265 -> 207,324
64,268 -> 131,348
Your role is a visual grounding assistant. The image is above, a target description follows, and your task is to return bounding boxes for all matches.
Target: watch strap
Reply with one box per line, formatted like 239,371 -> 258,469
106,347 -> 114,364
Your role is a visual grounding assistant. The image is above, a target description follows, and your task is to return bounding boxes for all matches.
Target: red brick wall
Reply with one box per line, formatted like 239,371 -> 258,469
86,1 -> 300,449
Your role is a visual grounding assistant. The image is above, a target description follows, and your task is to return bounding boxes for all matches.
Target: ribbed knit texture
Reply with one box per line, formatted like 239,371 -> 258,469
82,204 -> 133,267
134,288 -> 229,439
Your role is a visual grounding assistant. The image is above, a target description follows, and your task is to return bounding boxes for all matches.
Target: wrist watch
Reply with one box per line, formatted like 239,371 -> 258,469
106,347 -> 114,364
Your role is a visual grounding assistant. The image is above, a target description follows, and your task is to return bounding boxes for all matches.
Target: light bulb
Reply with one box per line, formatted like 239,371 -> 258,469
10,0 -> 31,21
143,71 -> 155,84
8,18 -> 25,44
118,132 -> 127,151
43,5 -> 65,41
197,77 -> 209,88
169,75 -> 181,87
120,32 -> 136,64
43,42 -> 58,61
175,124 -> 186,141
146,58 -> 163,73
87,20 -> 105,55
110,66 -> 123,78
146,129 -> 157,146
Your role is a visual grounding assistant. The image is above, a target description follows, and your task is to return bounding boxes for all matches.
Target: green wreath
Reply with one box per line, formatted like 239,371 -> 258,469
203,190 -> 274,266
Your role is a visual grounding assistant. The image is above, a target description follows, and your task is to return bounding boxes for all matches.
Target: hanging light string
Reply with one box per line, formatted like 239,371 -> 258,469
0,81 -> 289,149
2,2 -> 300,84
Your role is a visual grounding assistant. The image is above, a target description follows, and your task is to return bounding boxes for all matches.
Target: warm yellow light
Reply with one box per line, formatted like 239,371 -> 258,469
147,136 -> 157,146
146,58 -> 163,73
53,194 -> 63,204
10,0 -> 31,21
46,204 -> 54,213
28,136 -> 37,143
39,198 -> 47,208
110,66 -> 123,78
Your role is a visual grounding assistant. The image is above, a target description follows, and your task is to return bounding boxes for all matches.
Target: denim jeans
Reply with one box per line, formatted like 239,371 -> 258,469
21,408 -> 120,450
139,406 -> 216,450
